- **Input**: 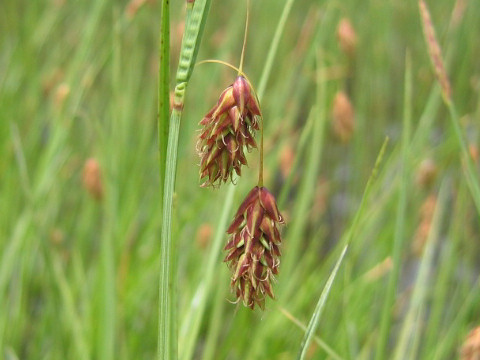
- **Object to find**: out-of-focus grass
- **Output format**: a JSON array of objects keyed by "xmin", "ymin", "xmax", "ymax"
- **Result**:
[{"xmin": 1, "ymin": 0, "xmax": 480, "ymax": 359}]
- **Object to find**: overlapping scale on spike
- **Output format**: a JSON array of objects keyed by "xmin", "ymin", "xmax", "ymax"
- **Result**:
[
  {"xmin": 197, "ymin": 76, "xmax": 261, "ymax": 187},
  {"xmin": 224, "ymin": 186, "xmax": 284, "ymax": 309}
]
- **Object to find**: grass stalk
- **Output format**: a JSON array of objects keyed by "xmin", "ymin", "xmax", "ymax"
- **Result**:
[
  {"xmin": 393, "ymin": 183, "xmax": 447, "ymax": 360},
  {"xmin": 375, "ymin": 52, "xmax": 412, "ymax": 360},
  {"xmin": 157, "ymin": 0, "xmax": 213, "ymax": 359},
  {"xmin": 158, "ymin": 0, "xmax": 170, "ymax": 207}
]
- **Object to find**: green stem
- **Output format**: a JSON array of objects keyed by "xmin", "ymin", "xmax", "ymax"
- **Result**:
[
  {"xmin": 158, "ymin": 93, "xmax": 183, "ymax": 360},
  {"xmin": 375, "ymin": 52, "xmax": 412, "ymax": 360},
  {"xmin": 158, "ymin": 0, "xmax": 170, "ymax": 208},
  {"xmin": 157, "ymin": 0, "xmax": 213, "ymax": 357},
  {"xmin": 238, "ymin": 0, "xmax": 249, "ymax": 75}
]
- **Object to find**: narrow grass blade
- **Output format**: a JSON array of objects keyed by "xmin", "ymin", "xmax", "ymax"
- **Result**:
[
  {"xmin": 393, "ymin": 183, "xmax": 447, "ymax": 360},
  {"xmin": 279, "ymin": 307, "xmax": 344, "ymax": 360},
  {"xmin": 375, "ymin": 52, "xmax": 412, "ymax": 360},
  {"xmin": 296, "ymin": 245, "xmax": 348, "ymax": 360},
  {"xmin": 179, "ymin": 184, "xmax": 235, "ymax": 360},
  {"xmin": 256, "ymin": 0, "xmax": 295, "ymax": 98},
  {"xmin": 158, "ymin": 0, "xmax": 170, "ymax": 206},
  {"xmin": 158, "ymin": 108, "xmax": 181, "ymax": 360}
]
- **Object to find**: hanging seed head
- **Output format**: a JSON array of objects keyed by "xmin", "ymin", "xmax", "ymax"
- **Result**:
[
  {"xmin": 82, "ymin": 158, "xmax": 104, "ymax": 201},
  {"xmin": 461, "ymin": 327, "xmax": 480, "ymax": 360},
  {"xmin": 332, "ymin": 91, "xmax": 355, "ymax": 143},
  {"xmin": 224, "ymin": 186, "xmax": 284, "ymax": 309},
  {"xmin": 337, "ymin": 18, "xmax": 357, "ymax": 58},
  {"xmin": 197, "ymin": 76, "xmax": 261, "ymax": 187}
]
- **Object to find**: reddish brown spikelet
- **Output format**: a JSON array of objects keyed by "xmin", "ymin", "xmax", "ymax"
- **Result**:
[
  {"xmin": 461, "ymin": 327, "xmax": 480, "ymax": 360},
  {"xmin": 332, "ymin": 91, "xmax": 355, "ymax": 143},
  {"xmin": 197, "ymin": 76, "xmax": 261, "ymax": 187},
  {"xmin": 337, "ymin": 18, "xmax": 357, "ymax": 57},
  {"xmin": 82, "ymin": 158, "xmax": 104, "ymax": 201},
  {"xmin": 419, "ymin": 0, "xmax": 452, "ymax": 101},
  {"xmin": 224, "ymin": 187, "xmax": 284, "ymax": 309}
]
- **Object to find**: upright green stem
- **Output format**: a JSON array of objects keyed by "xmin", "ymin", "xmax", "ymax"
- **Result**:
[
  {"xmin": 238, "ymin": 0, "xmax": 249, "ymax": 75},
  {"xmin": 375, "ymin": 52, "xmax": 412, "ymax": 360},
  {"xmin": 157, "ymin": 0, "xmax": 212, "ymax": 358},
  {"xmin": 158, "ymin": 0, "xmax": 170, "ymax": 207},
  {"xmin": 158, "ymin": 88, "xmax": 183, "ymax": 360}
]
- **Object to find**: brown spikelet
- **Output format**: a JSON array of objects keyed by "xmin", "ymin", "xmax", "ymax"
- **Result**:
[
  {"xmin": 419, "ymin": 0, "xmax": 452, "ymax": 101},
  {"xmin": 412, "ymin": 194, "xmax": 437, "ymax": 256},
  {"xmin": 332, "ymin": 91, "xmax": 355, "ymax": 143},
  {"xmin": 82, "ymin": 158, "xmax": 104, "ymax": 201},
  {"xmin": 461, "ymin": 327, "xmax": 480, "ymax": 360},
  {"xmin": 337, "ymin": 18, "xmax": 357, "ymax": 57},
  {"xmin": 224, "ymin": 187, "xmax": 284, "ymax": 309},
  {"xmin": 415, "ymin": 158, "xmax": 437, "ymax": 189},
  {"xmin": 197, "ymin": 76, "xmax": 261, "ymax": 187}
]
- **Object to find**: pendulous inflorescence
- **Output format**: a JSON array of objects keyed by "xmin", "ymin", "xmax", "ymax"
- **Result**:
[
  {"xmin": 197, "ymin": 76, "xmax": 261, "ymax": 188},
  {"xmin": 224, "ymin": 186, "xmax": 284, "ymax": 309}
]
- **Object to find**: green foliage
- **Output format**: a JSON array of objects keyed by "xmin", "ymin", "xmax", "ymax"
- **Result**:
[{"xmin": 1, "ymin": 0, "xmax": 480, "ymax": 359}]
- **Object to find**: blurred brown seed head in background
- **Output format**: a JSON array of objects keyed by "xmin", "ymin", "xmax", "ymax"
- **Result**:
[
  {"xmin": 82, "ymin": 158, "xmax": 104, "ymax": 201},
  {"xmin": 279, "ymin": 143, "xmax": 295, "ymax": 179},
  {"xmin": 196, "ymin": 223, "xmax": 213, "ymax": 249},
  {"xmin": 419, "ymin": 0, "xmax": 452, "ymax": 101},
  {"xmin": 337, "ymin": 18, "xmax": 357, "ymax": 57},
  {"xmin": 332, "ymin": 91, "xmax": 355, "ymax": 143},
  {"xmin": 461, "ymin": 326, "xmax": 480, "ymax": 360},
  {"xmin": 412, "ymin": 194, "xmax": 437, "ymax": 256}
]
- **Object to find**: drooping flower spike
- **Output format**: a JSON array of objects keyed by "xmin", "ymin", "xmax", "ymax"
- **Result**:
[
  {"xmin": 224, "ymin": 186, "xmax": 284, "ymax": 310},
  {"xmin": 197, "ymin": 76, "xmax": 261, "ymax": 187}
]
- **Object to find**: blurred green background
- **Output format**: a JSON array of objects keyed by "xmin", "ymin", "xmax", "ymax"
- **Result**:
[{"xmin": 1, "ymin": 0, "xmax": 480, "ymax": 359}]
